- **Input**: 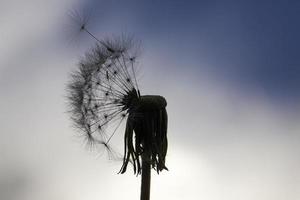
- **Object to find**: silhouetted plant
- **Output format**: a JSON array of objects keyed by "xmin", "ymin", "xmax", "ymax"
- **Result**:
[{"xmin": 66, "ymin": 15, "xmax": 168, "ymax": 200}]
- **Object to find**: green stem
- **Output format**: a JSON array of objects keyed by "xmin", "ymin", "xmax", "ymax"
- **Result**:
[{"xmin": 140, "ymin": 153, "xmax": 151, "ymax": 200}]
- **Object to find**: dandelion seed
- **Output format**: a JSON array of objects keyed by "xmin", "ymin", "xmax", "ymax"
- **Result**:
[{"xmin": 65, "ymin": 9, "xmax": 93, "ymax": 46}]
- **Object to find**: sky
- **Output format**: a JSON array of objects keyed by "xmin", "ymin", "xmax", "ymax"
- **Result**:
[{"xmin": 0, "ymin": 0, "xmax": 300, "ymax": 200}]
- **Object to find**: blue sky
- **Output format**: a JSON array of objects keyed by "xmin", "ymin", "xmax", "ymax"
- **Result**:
[
  {"xmin": 0, "ymin": 0, "xmax": 300, "ymax": 200},
  {"xmin": 78, "ymin": 0, "xmax": 300, "ymax": 106}
]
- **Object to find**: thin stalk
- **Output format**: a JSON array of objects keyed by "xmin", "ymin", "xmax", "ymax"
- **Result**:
[{"xmin": 140, "ymin": 153, "xmax": 151, "ymax": 200}]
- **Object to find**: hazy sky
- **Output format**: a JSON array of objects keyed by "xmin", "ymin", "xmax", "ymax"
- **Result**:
[{"xmin": 1, "ymin": 0, "xmax": 300, "ymax": 200}]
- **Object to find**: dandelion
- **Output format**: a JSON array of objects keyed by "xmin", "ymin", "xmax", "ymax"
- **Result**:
[{"xmin": 67, "ymin": 20, "xmax": 168, "ymax": 200}]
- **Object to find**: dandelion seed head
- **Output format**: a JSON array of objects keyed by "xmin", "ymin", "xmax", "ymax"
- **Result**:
[
  {"xmin": 67, "ymin": 36, "xmax": 140, "ymax": 147},
  {"xmin": 67, "ymin": 34, "xmax": 168, "ymax": 174}
]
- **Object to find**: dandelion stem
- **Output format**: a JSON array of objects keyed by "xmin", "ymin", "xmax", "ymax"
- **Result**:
[{"xmin": 140, "ymin": 153, "xmax": 151, "ymax": 200}]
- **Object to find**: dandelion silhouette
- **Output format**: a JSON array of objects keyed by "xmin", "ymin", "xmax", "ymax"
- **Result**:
[{"xmin": 67, "ymin": 14, "xmax": 168, "ymax": 200}]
